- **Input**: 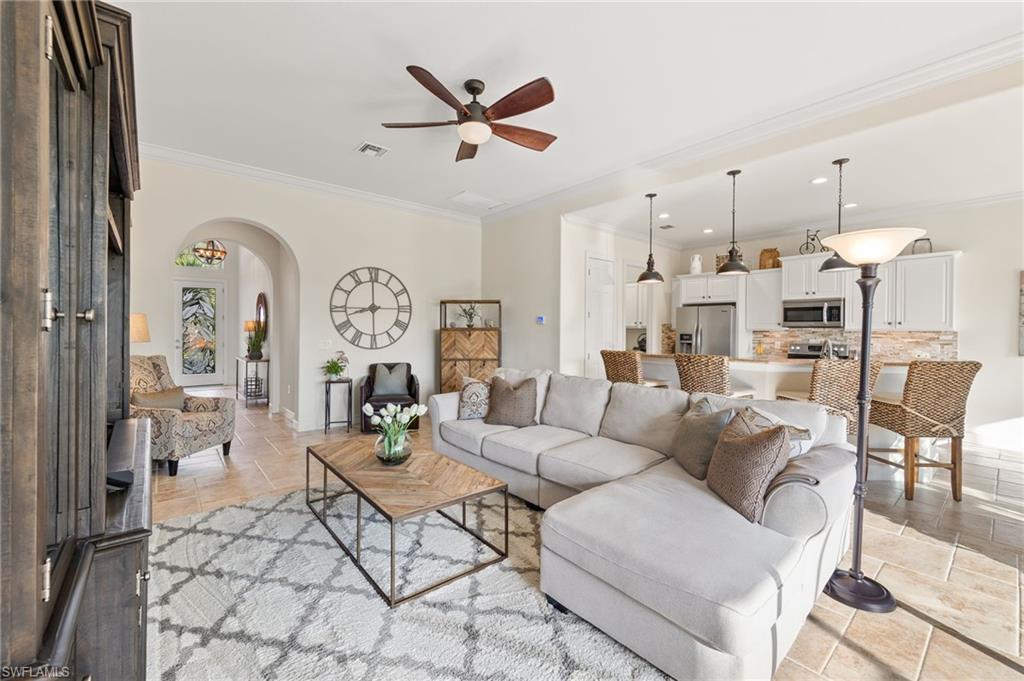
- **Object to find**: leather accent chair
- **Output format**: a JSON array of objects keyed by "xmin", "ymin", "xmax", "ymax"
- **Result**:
[{"xmin": 360, "ymin": 362, "xmax": 420, "ymax": 433}]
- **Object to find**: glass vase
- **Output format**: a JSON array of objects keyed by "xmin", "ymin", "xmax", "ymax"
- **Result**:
[{"xmin": 374, "ymin": 434, "xmax": 412, "ymax": 466}]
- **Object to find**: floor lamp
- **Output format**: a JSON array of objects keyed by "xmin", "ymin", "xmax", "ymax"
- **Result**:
[{"xmin": 820, "ymin": 226, "xmax": 925, "ymax": 613}]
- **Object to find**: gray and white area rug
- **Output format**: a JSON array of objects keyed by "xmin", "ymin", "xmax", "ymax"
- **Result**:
[{"xmin": 147, "ymin": 489, "xmax": 665, "ymax": 680}]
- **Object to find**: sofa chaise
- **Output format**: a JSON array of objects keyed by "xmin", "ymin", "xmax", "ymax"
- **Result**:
[{"xmin": 428, "ymin": 368, "xmax": 855, "ymax": 680}]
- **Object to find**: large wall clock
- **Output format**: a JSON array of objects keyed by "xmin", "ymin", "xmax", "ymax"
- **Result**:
[{"xmin": 330, "ymin": 266, "xmax": 411, "ymax": 349}]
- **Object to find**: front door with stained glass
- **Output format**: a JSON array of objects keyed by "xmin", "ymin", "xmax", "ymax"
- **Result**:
[{"xmin": 175, "ymin": 281, "xmax": 225, "ymax": 386}]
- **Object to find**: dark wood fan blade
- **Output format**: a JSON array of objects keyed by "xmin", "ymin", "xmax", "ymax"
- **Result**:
[
  {"xmin": 485, "ymin": 77, "xmax": 554, "ymax": 121},
  {"xmin": 456, "ymin": 141, "xmax": 477, "ymax": 162},
  {"xmin": 406, "ymin": 65, "xmax": 470, "ymax": 115},
  {"xmin": 491, "ymin": 123, "xmax": 556, "ymax": 151},
  {"xmin": 382, "ymin": 121, "xmax": 457, "ymax": 128}
]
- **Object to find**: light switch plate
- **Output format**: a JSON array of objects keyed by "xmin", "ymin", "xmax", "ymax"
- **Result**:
[{"xmin": 536, "ymin": 315, "xmax": 545, "ymax": 325}]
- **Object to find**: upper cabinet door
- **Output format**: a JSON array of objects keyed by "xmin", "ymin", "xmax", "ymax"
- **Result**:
[
  {"xmin": 814, "ymin": 267, "xmax": 845, "ymax": 298},
  {"xmin": 706, "ymin": 275, "xmax": 738, "ymax": 302},
  {"xmin": 746, "ymin": 269, "xmax": 782, "ymax": 330},
  {"xmin": 680, "ymin": 276, "xmax": 708, "ymax": 304},
  {"xmin": 781, "ymin": 259, "xmax": 811, "ymax": 299},
  {"xmin": 895, "ymin": 254, "xmax": 955, "ymax": 331},
  {"xmin": 845, "ymin": 262, "xmax": 895, "ymax": 330}
]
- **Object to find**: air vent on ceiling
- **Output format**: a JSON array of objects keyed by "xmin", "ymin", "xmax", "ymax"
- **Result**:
[
  {"xmin": 355, "ymin": 142, "xmax": 390, "ymax": 158},
  {"xmin": 658, "ymin": 224, "xmax": 677, "ymax": 230},
  {"xmin": 448, "ymin": 190, "xmax": 507, "ymax": 211}
]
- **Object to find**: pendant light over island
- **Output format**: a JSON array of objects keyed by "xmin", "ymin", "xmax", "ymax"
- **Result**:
[{"xmin": 717, "ymin": 169, "xmax": 749, "ymax": 276}]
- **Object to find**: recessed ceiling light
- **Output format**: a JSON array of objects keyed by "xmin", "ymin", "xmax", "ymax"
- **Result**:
[
  {"xmin": 702, "ymin": 228, "xmax": 714, "ymax": 234},
  {"xmin": 809, "ymin": 177, "xmax": 828, "ymax": 185},
  {"xmin": 658, "ymin": 212, "xmax": 670, "ymax": 219},
  {"xmin": 843, "ymin": 202, "xmax": 858, "ymax": 209}
]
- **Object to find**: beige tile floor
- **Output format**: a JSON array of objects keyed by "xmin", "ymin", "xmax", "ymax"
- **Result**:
[{"xmin": 153, "ymin": 387, "xmax": 1024, "ymax": 680}]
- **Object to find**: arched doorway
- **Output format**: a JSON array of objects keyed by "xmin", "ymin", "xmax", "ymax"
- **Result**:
[{"xmin": 171, "ymin": 218, "xmax": 301, "ymax": 417}]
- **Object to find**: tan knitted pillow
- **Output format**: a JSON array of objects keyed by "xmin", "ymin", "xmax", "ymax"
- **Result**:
[
  {"xmin": 707, "ymin": 416, "xmax": 790, "ymax": 523},
  {"xmin": 484, "ymin": 377, "xmax": 537, "ymax": 427}
]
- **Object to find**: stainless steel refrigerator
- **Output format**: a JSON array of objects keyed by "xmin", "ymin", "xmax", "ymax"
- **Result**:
[{"xmin": 675, "ymin": 304, "xmax": 736, "ymax": 356}]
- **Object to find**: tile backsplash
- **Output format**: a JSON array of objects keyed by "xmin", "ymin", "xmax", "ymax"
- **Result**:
[{"xmin": 750, "ymin": 329, "xmax": 958, "ymax": 361}]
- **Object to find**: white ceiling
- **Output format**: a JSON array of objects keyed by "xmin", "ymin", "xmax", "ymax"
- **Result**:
[
  {"xmin": 123, "ymin": 2, "xmax": 1022, "ymax": 218},
  {"xmin": 569, "ymin": 86, "xmax": 1023, "ymax": 247}
]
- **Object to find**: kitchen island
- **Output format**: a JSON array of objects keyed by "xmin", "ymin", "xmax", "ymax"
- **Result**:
[{"xmin": 639, "ymin": 353, "xmax": 910, "ymax": 398}]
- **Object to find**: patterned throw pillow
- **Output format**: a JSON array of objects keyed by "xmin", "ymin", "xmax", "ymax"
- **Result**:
[
  {"xmin": 736, "ymin": 406, "xmax": 812, "ymax": 459},
  {"xmin": 458, "ymin": 377, "xmax": 490, "ymax": 420},
  {"xmin": 484, "ymin": 377, "xmax": 537, "ymax": 428},
  {"xmin": 707, "ymin": 416, "xmax": 790, "ymax": 523}
]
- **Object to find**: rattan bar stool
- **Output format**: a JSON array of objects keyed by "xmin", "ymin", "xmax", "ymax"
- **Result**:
[
  {"xmin": 867, "ymin": 360, "xmax": 982, "ymax": 502},
  {"xmin": 600, "ymin": 350, "xmax": 668, "ymax": 388},
  {"xmin": 673, "ymin": 353, "xmax": 753, "ymax": 397},
  {"xmin": 778, "ymin": 359, "xmax": 884, "ymax": 435}
]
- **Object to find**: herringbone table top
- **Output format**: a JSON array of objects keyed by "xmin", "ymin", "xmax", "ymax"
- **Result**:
[{"xmin": 308, "ymin": 439, "xmax": 506, "ymax": 520}]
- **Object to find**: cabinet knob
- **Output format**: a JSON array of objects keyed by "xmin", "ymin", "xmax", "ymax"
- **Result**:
[
  {"xmin": 140, "ymin": 570, "xmax": 151, "ymax": 581},
  {"xmin": 76, "ymin": 308, "xmax": 95, "ymax": 322}
]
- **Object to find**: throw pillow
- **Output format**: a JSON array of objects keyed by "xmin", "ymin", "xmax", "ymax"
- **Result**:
[
  {"xmin": 737, "ymin": 406, "xmax": 813, "ymax": 459},
  {"xmin": 458, "ymin": 377, "xmax": 490, "ymax": 420},
  {"xmin": 670, "ymin": 398, "xmax": 735, "ymax": 480},
  {"xmin": 372, "ymin": 364, "xmax": 408, "ymax": 396},
  {"xmin": 707, "ymin": 417, "xmax": 790, "ymax": 523},
  {"xmin": 485, "ymin": 376, "xmax": 537, "ymax": 428},
  {"xmin": 131, "ymin": 386, "xmax": 186, "ymax": 410}
]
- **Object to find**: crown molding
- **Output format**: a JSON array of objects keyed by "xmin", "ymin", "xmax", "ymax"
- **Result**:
[
  {"xmin": 484, "ymin": 33, "xmax": 1024, "ymax": 224},
  {"xmin": 139, "ymin": 143, "xmax": 482, "ymax": 226},
  {"xmin": 649, "ymin": 191, "xmax": 1024, "ymax": 251}
]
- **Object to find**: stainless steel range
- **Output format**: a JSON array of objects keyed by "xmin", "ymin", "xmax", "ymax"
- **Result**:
[{"xmin": 787, "ymin": 341, "xmax": 850, "ymax": 360}]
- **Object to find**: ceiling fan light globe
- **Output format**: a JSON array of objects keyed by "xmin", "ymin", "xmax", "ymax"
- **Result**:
[{"xmin": 457, "ymin": 121, "xmax": 492, "ymax": 145}]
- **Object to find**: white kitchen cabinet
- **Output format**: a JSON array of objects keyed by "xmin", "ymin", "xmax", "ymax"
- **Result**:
[
  {"xmin": 895, "ymin": 253, "xmax": 955, "ymax": 331},
  {"xmin": 843, "ymin": 252, "xmax": 957, "ymax": 331},
  {"xmin": 675, "ymin": 273, "xmax": 738, "ymax": 305},
  {"xmin": 623, "ymin": 280, "xmax": 651, "ymax": 328},
  {"xmin": 745, "ymin": 269, "xmax": 783, "ymax": 330},
  {"xmin": 780, "ymin": 253, "xmax": 845, "ymax": 300}
]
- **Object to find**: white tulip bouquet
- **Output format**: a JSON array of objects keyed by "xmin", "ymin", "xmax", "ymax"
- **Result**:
[{"xmin": 362, "ymin": 402, "xmax": 428, "ymax": 464}]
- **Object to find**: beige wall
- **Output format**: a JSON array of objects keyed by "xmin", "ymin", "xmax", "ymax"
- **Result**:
[
  {"xmin": 669, "ymin": 198, "xmax": 1024, "ymax": 451},
  {"xmin": 559, "ymin": 218, "xmax": 687, "ymax": 376},
  {"xmin": 131, "ymin": 158, "xmax": 482, "ymax": 431}
]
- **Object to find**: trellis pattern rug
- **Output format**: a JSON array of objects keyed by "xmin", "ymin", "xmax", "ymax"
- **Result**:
[{"xmin": 146, "ymin": 490, "xmax": 665, "ymax": 680}]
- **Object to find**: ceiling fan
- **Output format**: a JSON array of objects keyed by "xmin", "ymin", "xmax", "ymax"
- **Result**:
[{"xmin": 382, "ymin": 65, "xmax": 556, "ymax": 162}]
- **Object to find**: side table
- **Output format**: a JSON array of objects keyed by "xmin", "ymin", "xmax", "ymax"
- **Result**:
[
  {"xmin": 324, "ymin": 378, "xmax": 353, "ymax": 434},
  {"xmin": 236, "ymin": 356, "xmax": 270, "ymax": 408}
]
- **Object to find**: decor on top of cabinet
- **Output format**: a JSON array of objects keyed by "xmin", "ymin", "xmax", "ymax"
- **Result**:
[
  {"xmin": 912, "ymin": 238, "xmax": 933, "ymax": 255},
  {"xmin": 690, "ymin": 254, "xmax": 703, "ymax": 274},
  {"xmin": 457, "ymin": 302, "xmax": 480, "ymax": 327},
  {"xmin": 330, "ymin": 266, "xmax": 412, "ymax": 349},
  {"xmin": 799, "ymin": 229, "xmax": 829, "ymax": 255},
  {"xmin": 758, "ymin": 248, "xmax": 781, "ymax": 270}
]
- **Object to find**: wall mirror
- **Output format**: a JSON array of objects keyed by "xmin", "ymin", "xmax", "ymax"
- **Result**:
[{"xmin": 256, "ymin": 292, "xmax": 268, "ymax": 338}]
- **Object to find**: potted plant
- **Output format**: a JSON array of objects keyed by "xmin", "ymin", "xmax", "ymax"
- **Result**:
[
  {"xmin": 245, "ymin": 321, "xmax": 266, "ymax": 360},
  {"xmin": 323, "ymin": 351, "xmax": 348, "ymax": 379},
  {"xmin": 458, "ymin": 303, "xmax": 480, "ymax": 328},
  {"xmin": 362, "ymin": 402, "xmax": 427, "ymax": 465}
]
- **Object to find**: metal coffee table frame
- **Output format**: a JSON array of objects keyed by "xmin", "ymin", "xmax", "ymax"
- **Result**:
[{"xmin": 305, "ymin": 447, "xmax": 509, "ymax": 608}]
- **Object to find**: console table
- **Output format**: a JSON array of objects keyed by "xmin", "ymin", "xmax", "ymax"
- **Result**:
[
  {"xmin": 236, "ymin": 356, "xmax": 270, "ymax": 408},
  {"xmin": 324, "ymin": 378, "xmax": 353, "ymax": 434}
]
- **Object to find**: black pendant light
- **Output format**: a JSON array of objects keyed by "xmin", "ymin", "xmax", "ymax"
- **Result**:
[
  {"xmin": 717, "ymin": 169, "xmax": 749, "ymax": 276},
  {"xmin": 637, "ymin": 192, "xmax": 664, "ymax": 284},
  {"xmin": 820, "ymin": 158, "xmax": 857, "ymax": 272}
]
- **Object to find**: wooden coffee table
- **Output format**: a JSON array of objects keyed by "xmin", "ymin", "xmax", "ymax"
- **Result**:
[{"xmin": 305, "ymin": 439, "xmax": 508, "ymax": 608}]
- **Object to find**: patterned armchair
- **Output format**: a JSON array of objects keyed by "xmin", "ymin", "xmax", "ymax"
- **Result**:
[{"xmin": 129, "ymin": 355, "xmax": 235, "ymax": 476}]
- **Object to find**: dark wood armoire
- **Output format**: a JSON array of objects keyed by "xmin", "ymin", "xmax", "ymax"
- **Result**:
[{"xmin": 0, "ymin": 2, "xmax": 149, "ymax": 678}]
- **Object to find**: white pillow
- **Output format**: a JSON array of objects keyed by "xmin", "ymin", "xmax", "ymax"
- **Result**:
[{"xmin": 458, "ymin": 377, "xmax": 489, "ymax": 420}]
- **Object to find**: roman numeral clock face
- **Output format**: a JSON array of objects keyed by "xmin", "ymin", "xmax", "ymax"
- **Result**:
[{"xmin": 330, "ymin": 267, "xmax": 411, "ymax": 349}]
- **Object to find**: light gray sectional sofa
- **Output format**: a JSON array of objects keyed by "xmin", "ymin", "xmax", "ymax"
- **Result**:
[{"xmin": 428, "ymin": 368, "xmax": 856, "ymax": 680}]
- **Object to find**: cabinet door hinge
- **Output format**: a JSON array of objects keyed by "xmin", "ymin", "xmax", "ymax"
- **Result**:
[
  {"xmin": 44, "ymin": 15, "xmax": 53, "ymax": 61},
  {"xmin": 41, "ymin": 556, "xmax": 51, "ymax": 602}
]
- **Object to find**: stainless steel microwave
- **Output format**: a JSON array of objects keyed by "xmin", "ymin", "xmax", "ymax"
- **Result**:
[{"xmin": 782, "ymin": 298, "xmax": 844, "ymax": 328}]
